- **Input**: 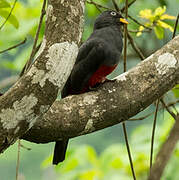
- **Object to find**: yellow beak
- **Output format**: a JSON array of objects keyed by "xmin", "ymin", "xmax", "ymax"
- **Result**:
[{"xmin": 119, "ymin": 18, "xmax": 128, "ymax": 24}]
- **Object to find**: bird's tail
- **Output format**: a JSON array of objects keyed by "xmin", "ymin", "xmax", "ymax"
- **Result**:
[{"xmin": 52, "ymin": 139, "xmax": 69, "ymax": 165}]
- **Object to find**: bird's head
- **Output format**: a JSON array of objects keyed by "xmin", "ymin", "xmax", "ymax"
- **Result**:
[{"xmin": 94, "ymin": 10, "xmax": 128, "ymax": 29}]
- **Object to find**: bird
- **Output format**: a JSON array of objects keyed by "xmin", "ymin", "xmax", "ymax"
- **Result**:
[{"xmin": 52, "ymin": 10, "xmax": 128, "ymax": 165}]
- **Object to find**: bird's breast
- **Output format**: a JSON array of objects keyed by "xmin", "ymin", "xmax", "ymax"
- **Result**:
[{"xmin": 88, "ymin": 64, "xmax": 117, "ymax": 87}]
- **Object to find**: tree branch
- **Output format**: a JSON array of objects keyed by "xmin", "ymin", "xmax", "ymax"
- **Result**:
[
  {"xmin": 23, "ymin": 35, "xmax": 179, "ymax": 143},
  {"xmin": 0, "ymin": 0, "xmax": 85, "ymax": 153},
  {"xmin": 0, "ymin": 38, "xmax": 26, "ymax": 54},
  {"xmin": 0, "ymin": 0, "xmax": 17, "ymax": 30},
  {"xmin": 148, "ymin": 114, "xmax": 179, "ymax": 180}
]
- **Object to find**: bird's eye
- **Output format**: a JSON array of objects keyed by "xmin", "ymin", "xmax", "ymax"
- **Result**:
[{"xmin": 110, "ymin": 11, "xmax": 117, "ymax": 16}]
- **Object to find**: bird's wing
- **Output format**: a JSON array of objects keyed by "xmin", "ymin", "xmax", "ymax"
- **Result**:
[
  {"xmin": 61, "ymin": 40, "xmax": 96, "ymax": 97},
  {"xmin": 75, "ymin": 40, "xmax": 94, "ymax": 64},
  {"xmin": 61, "ymin": 77, "xmax": 71, "ymax": 98},
  {"xmin": 70, "ymin": 40, "xmax": 107, "ymax": 93}
]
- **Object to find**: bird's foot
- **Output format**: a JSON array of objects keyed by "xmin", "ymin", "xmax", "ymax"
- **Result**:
[
  {"xmin": 89, "ymin": 83, "xmax": 102, "ymax": 91},
  {"xmin": 89, "ymin": 79, "xmax": 116, "ymax": 91},
  {"xmin": 104, "ymin": 79, "xmax": 117, "ymax": 83}
]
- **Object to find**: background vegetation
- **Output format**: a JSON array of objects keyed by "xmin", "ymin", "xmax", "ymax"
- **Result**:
[{"xmin": 0, "ymin": 0, "xmax": 178, "ymax": 179}]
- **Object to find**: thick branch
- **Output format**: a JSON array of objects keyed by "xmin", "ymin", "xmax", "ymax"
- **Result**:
[
  {"xmin": 23, "ymin": 35, "xmax": 179, "ymax": 143},
  {"xmin": 148, "ymin": 114, "xmax": 179, "ymax": 180},
  {"xmin": 0, "ymin": 0, "xmax": 85, "ymax": 153}
]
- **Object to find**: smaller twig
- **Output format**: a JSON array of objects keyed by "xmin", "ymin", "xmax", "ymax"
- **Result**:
[
  {"xmin": 128, "ymin": 112, "xmax": 153, "ymax": 121},
  {"xmin": 128, "ymin": 100, "xmax": 179, "ymax": 121},
  {"xmin": 23, "ymin": 0, "xmax": 46, "ymax": 74},
  {"xmin": 122, "ymin": 1, "xmax": 136, "ymax": 180},
  {"xmin": 0, "ymin": 44, "xmax": 41, "ymax": 90},
  {"xmin": 127, "ymin": 32, "xmax": 145, "ymax": 60},
  {"xmin": 128, "ymin": 29, "xmax": 150, "ymax": 33},
  {"xmin": 0, "ymin": 38, "xmax": 26, "ymax": 54},
  {"xmin": 128, "ymin": 15, "xmax": 152, "ymax": 30},
  {"xmin": 148, "ymin": 114, "xmax": 179, "ymax": 180},
  {"xmin": 168, "ymin": 87, "xmax": 178, "ymax": 114},
  {"xmin": 172, "ymin": 13, "xmax": 179, "ymax": 39},
  {"xmin": 16, "ymin": 140, "xmax": 21, "ymax": 180},
  {"xmin": 167, "ymin": 100, "xmax": 179, "ymax": 107},
  {"xmin": 86, "ymin": 0, "xmax": 111, "ymax": 11},
  {"xmin": 172, "ymin": 105, "xmax": 178, "ymax": 114},
  {"xmin": 123, "ymin": 0, "xmax": 128, "ymax": 71},
  {"xmin": 19, "ymin": 42, "xmax": 42, "ymax": 77},
  {"xmin": 123, "ymin": 30, "xmax": 128, "ymax": 70},
  {"xmin": 121, "ymin": 0, "xmax": 136, "ymax": 12},
  {"xmin": 160, "ymin": 99, "xmax": 176, "ymax": 119},
  {"xmin": 15, "ymin": 2, "xmax": 47, "ymax": 179},
  {"xmin": 150, "ymin": 99, "xmax": 160, "ymax": 171},
  {"xmin": 0, "ymin": 0, "xmax": 17, "ymax": 30},
  {"xmin": 20, "ymin": 144, "xmax": 31, "ymax": 151},
  {"xmin": 111, "ymin": 0, "xmax": 120, "ymax": 12},
  {"xmin": 122, "ymin": 123, "xmax": 136, "ymax": 180},
  {"xmin": 86, "ymin": 0, "xmax": 102, "ymax": 12},
  {"xmin": 94, "ymin": 5, "xmax": 102, "ymax": 13}
]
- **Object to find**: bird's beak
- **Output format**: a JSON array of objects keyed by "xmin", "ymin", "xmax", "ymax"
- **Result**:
[{"xmin": 119, "ymin": 18, "xmax": 128, "ymax": 24}]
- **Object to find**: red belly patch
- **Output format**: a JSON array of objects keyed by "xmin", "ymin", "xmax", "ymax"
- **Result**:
[{"xmin": 88, "ymin": 64, "xmax": 117, "ymax": 87}]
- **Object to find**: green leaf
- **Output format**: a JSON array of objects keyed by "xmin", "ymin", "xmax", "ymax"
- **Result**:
[
  {"xmin": 0, "ymin": 0, "xmax": 10, "ymax": 8},
  {"xmin": 0, "ymin": 60, "xmax": 16, "ymax": 70},
  {"xmin": 0, "ymin": 10, "xmax": 19, "ymax": 28},
  {"xmin": 139, "ymin": 9, "xmax": 153, "ymax": 19},
  {"xmin": 157, "ymin": 20, "xmax": 174, "ymax": 32},
  {"xmin": 79, "ymin": 169, "xmax": 101, "ymax": 180},
  {"xmin": 172, "ymin": 84, "xmax": 179, "ymax": 98},
  {"xmin": 86, "ymin": 3, "xmax": 99, "ymax": 17},
  {"xmin": 154, "ymin": 6, "xmax": 166, "ymax": 16},
  {"xmin": 137, "ymin": 26, "xmax": 145, "ymax": 37},
  {"xmin": 154, "ymin": 25, "xmax": 164, "ymax": 39},
  {"xmin": 160, "ymin": 14, "xmax": 176, "ymax": 20},
  {"xmin": 111, "ymin": 157, "xmax": 123, "ymax": 169},
  {"xmin": 41, "ymin": 155, "xmax": 52, "ymax": 168},
  {"xmin": 58, "ymin": 158, "xmax": 79, "ymax": 173},
  {"xmin": 87, "ymin": 145, "xmax": 98, "ymax": 166}
]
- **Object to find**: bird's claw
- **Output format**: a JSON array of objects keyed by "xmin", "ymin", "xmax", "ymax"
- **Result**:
[
  {"xmin": 89, "ymin": 83, "xmax": 102, "ymax": 91},
  {"xmin": 105, "ymin": 79, "xmax": 117, "ymax": 83},
  {"xmin": 89, "ymin": 79, "xmax": 116, "ymax": 91}
]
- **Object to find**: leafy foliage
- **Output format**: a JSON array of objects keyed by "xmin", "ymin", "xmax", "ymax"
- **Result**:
[
  {"xmin": 172, "ymin": 85, "xmax": 179, "ymax": 98},
  {"xmin": 0, "ymin": 0, "xmax": 19, "ymax": 28},
  {"xmin": 0, "ymin": 0, "xmax": 178, "ymax": 179},
  {"xmin": 0, "ymin": 0, "xmax": 10, "ymax": 8},
  {"xmin": 137, "ymin": 6, "xmax": 176, "ymax": 39},
  {"xmin": 42, "ymin": 112, "xmax": 179, "ymax": 180},
  {"xmin": 0, "ymin": 0, "xmax": 44, "ymax": 72}
]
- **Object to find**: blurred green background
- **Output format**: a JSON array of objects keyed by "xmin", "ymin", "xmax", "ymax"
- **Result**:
[{"xmin": 0, "ymin": 0, "xmax": 178, "ymax": 179}]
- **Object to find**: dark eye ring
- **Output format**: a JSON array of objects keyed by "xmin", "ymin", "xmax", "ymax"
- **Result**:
[{"xmin": 110, "ymin": 11, "xmax": 117, "ymax": 16}]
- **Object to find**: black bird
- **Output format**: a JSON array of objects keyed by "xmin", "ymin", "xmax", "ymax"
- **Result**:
[{"xmin": 53, "ymin": 10, "xmax": 128, "ymax": 165}]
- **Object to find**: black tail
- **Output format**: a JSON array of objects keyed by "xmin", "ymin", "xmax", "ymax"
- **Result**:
[
  {"xmin": 0, "ymin": 93, "xmax": 3, "ymax": 96},
  {"xmin": 52, "ymin": 75, "xmax": 71, "ymax": 165},
  {"xmin": 52, "ymin": 140, "xmax": 69, "ymax": 165}
]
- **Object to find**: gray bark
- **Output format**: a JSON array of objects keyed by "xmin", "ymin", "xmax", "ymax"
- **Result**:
[
  {"xmin": 23, "ymin": 35, "xmax": 179, "ymax": 143},
  {"xmin": 0, "ymin": 0, "xmax": 85, "ymax": 153}
]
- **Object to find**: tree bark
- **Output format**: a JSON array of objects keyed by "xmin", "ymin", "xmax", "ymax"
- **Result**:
[
  {"xmin": 23, "ymin": 35, "xmax": 179, "ymax": 143},
  {"xmin": 0, "ymin": 0, "xmax": 85, "ymax": 153},
  {"xmin": 148, "ymin": 114, "xmax": 179, "ymax": 180}
]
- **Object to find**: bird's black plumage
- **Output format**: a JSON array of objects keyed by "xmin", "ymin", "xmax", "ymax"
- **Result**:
[{"xmin": 53, "ymin": 10, "xmax": 127, "ymax": 165}]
